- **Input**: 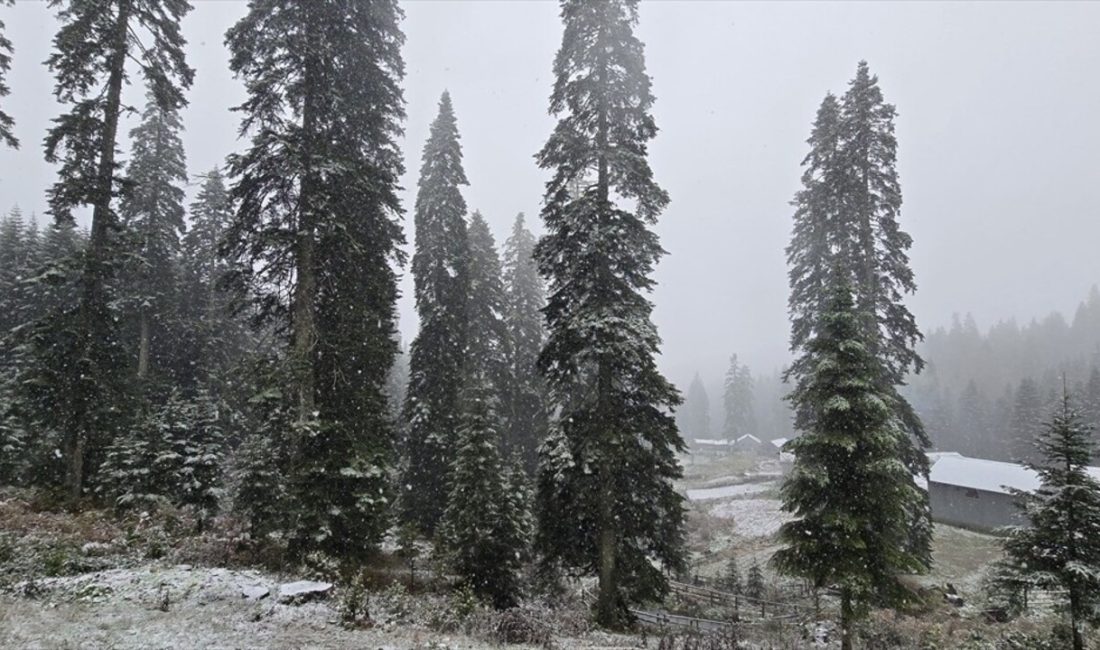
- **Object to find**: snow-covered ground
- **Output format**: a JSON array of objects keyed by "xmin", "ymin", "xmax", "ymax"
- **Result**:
[
  {"xmin": 708, "ymin": 498, "xmax": 792, "ymax": 538},
  {"xmin": 686, "ymin": 480, "xmax": 776, "ymax": 501},
  {"xmin": 0, "ymin": 563, "xmax": 639, "ymax": 649}
]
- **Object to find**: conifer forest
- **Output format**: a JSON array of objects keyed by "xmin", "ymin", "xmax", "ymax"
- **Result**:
[{"xmin": 0, "ymin": 2, "xmax": 1098, "ymax": 649}]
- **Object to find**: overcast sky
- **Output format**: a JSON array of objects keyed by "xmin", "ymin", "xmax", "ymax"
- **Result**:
[{"xmin": 0, "ymin": 1, "xmax": 1097, "ymax": 392}]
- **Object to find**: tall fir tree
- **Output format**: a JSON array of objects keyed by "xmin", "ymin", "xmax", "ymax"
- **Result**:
[
  {"xmin": 786, "ymin": 62, "xmax": 931, "ymax": 565},
  {"xmin": 223, "ymin": 0, "xmax": 407, "ymax": 560},
  {"xmin": 0, "ymin": 207, "xmax": 27, "ymax": 344},
  {"xmin": 179, "ymin": 167, "xmax": 244, "ymax": 391},
  {"xmin": 119, "ymin": 92, "xmax": 187, "ymax": 382},
  {"xmin": 678, "ymin": 373, "xmax": 710, "ymax": 441},
  {"xmin": 401, "ymin": 92, "xmax": 470, "ymax": 535},
  {"xmin": 23, "ymin": 0, "xmax": 193, "ymax": 500},
  {"xmin": 0, "ymin": 0, "xmax": 18, "ymax": 149},
  {"xmin": 437, "ymin": 210, "xmax": 528, "ymax": 607},
  {"xmin": 533, "ymin": 0, "xmax": 685, "ymax": 627},
  {"xmin": 723, "ymin": 354, "xmax": 757, "ymax": 439},
  {"xmin": 774, "ymin": 278, "xmax": 926, "ymax": 650},
  {"xmin": 438, "ymin": 375, "xmax": 527, "ymax": 609},
  {"xmin": 464, "ymin": 211, "xmax": 511, "ymax": 413},
  {"xmin": 501, "ymin": 213, "xmax": 548, "ymax": 474},
  {"xmin": 1002, "ymin": 390, "xmax": 1100, "ymax": 650}
]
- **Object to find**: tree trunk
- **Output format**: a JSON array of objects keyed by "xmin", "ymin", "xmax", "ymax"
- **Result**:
[
  {"xmin": 137, "ymin": 308, "xmax": 150, "ymax": 379},
  {"xmin": 1070, "ymin": 589, "xmax": 1083, "ymax": 650},
  {"xmin": 595, "ymin": 480, "xmax": 618, "ymax": 628},
  {"xmin": 66, "ymin": 0, "xmax": 131, "ymax": 503},
  {"xmin": 840, "ymin": 587, "xmax": 854, "ymax": 650},
  {"xmin": 293, "ymin": 12, "xmax": 320, "ymax": 424}
]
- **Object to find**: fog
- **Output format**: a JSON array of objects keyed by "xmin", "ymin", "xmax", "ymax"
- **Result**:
[{"xmin": 0, "ymin": 0, "xmax": 1097, "ymax": 392}]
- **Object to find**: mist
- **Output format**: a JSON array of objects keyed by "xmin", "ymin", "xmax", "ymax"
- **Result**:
[{"xmin": 0, "ymin": 2, "xmax": 1096, "ymax": 396}]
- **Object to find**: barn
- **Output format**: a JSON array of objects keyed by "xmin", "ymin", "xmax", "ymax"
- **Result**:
[{"xmin": 928, "ymin": 454, "xmax": 1100, "ymax": 532}]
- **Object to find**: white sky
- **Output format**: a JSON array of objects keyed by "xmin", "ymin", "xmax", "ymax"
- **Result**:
[{"xmin": 0, "ymin": 1, "xmax": 1097, "ymax": 392}]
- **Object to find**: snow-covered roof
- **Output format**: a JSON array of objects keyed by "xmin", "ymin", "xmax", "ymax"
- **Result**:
[
  {"xmin": 929, "ymin": 454, "xmax": 1100, "ymax": 496},
  {"xmin": 770, "ymin": 437, "xmax": 789, "ymax": 448},
  {"xmin": 734, "ymin": 434, "xmax": 762, "ymax": 445},
  {"xmin": 693, "ymin": 438, "xmax": 732, "ymax": 446}
]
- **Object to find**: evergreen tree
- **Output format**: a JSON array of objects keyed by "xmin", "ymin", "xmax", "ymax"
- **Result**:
[
  {"xmin": 99, "ymin": 389, "xmax": 217, "ymax": 511},
  {"xmin": 722, "ymin": 556, "xmax": 742, "ymax": 594},
  {"xmin": 745, "ymin": 560, "xmax": 764, "ymax": 600},
  {"xmin": 175, "ymin": 389, "xmax": 226, "ymax": 530},
  {"xmin": 0, "ymin": 207, "xmax": 27, "ymax": 344},
  {"xmin": 533, "ymin": 0, "xmax": 685, "ymax": 628},
  {"xmin": 678, "ymin": 373, "xmax": 710, "ymax": 440},
  {"xmin": 401, "ymin": 92, "xmax": 470, "ymax": 535},
  {"xmin": 1002, "ymin": 391, "xmax": 1100, "ymax": 650},
  {"xmin": 774, "ymin": 278, "xmax": 926, "ymax": 650},
  {"xmin": 231, "ymin": 376, "xmax": 290, "ymax": 541},
  {"xmin": 786, "ymin": 94, "xmax": 842, "ymax": 369},
  {"xmin": 119, "ymin": 92, "xmax": 187, "ymax": 382},
  {"xmin": 786, "ymin": 63, "xmax": 931, "ymax": 566},
  {"xmin": 0, "ymin": 0, "xmax": 18, "ymax": 149},
  {"xmin": 224, "ymin": 0, "xmax": 407, "ymax": 560},
  {"xmin": 179, "ymin": 167, "xmax": 245, "ymax": 392},
  {"xmin": 501, "ymin": 213, "xmax": 548, "ymax": 474},
  {"xmin": 723, "ymin": 354, "xmax": 757, "ymax": 439},
  {"xmin": 464, "ymin": 211, "xmax": 510, "ymax": 416},
  {"xmin": 27, "ymin": 0, "xmax": 193, "ymax": 500},
  {"xmin": 1011, "ymin": 377, "xmax": 1043, "ymax": 464},
  {"xmin": 438, "ymin": 376, "xmax": 527, "ymax": 609}
]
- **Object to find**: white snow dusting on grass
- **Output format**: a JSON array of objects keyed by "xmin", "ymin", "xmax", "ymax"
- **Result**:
[{"xmin": 708, "ymin": 498, "xmax": 792, "ymax": 539}]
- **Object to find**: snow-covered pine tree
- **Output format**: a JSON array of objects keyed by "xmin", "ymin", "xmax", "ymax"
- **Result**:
[
  {"xmin": 1002, "ymin": 390, "xmax": 1100, "ymax": 650},
  {"xmin": 786, "ymin": 94, "xmax": 842, "ymax": 377},
  {"xmin": 837, "ymin": 61, "xmax": 932, "ymax": 561},
  {"xmin": 179, "ymin": 167, "xmax": 246, "ymax": 392},
  {"xmin": 99, "ymin": 390, "xmax": 198, "ymax": 510},
  {"xmin": 223, "ymin": 0, "xmax": 406, "ymax": 561},
  {"xmin": 533, "ymin": 0, "xmax": 685, "ymax": 628},
  {"xmin": 0, "ymin": 207, "xmax": 27, "ymax": 346},
  {"xmin": 723, "ymin": 354, "xmax": 757, "ymax": 439},
  {"xmin": 745, "ymin": 560, "xmax": 764, "ymax": 600},
  {"xmin": 786, "ymin": 63, "xmax": 932, "ymax": 566},
  {"xmin": 438, "ymin": 375, "xmax": 527, "ymax": 609},
  {"xmin": 175, "ymin": 389, "xmax": 226, "ymax": 531},
  {"xmin": 501, "ymin": 213, "xmax": 548, "ymax": 474},
  {"xmin": 22, "ymin": 0, "xmax": 194, "ymax": 501},
  {"xmin": 401, "ymin": 92, "xmax": 470, "ymax": 535},
  {"xmin": 231, "ymin": 377, "xmax": 291, "ymax": 542},
  {"xmin": 0, "ymin": 0, "xmax": 17, "ymax": 149},
  {"xmin": 464, "ymin": 211, "xmax": 511, "ymax": 421},
  {"xmin": 119, "ymin": 92, "xmax": 187, "ymax": 383},
  {"xmin": 678, "ymin": 373, "xmax": 711, "ymax": 441},
  {"xmin": 773, "ymin": 277, "xmax": 926, "ymax": 650},
  {"xmin": 722, "ymin": 556, "xmax": 742, "ymax": 594}
]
